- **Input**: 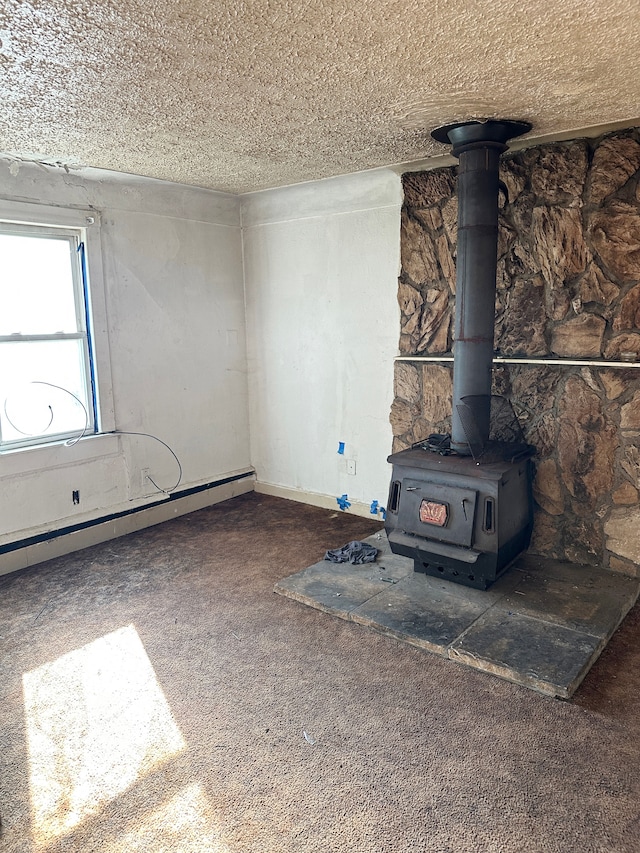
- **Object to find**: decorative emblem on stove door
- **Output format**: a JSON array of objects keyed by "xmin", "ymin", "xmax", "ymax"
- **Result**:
[{"xmin": 419, "ymin": 499, "xmax": 449, "ymax": 527}]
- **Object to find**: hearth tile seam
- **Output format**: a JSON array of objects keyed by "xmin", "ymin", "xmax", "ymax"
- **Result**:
[
  {"xmin": 343, "ymin": 572, "xmax": 497, "ymax": 656},
  {"xmin": 434, "ymin": 584, "xmax": 515, "ymax": 652},
  {"xmin": 341, "ymin": 578, "xmax": 411, "ymax": 620},
  {"xmin": 273, "ymin": 559, "xmax": 528, "ymax": 639},
  {"xmin": 273, "ymin": 573, "xmax": 399, "ymax": 623},
  {"xmin": 357, "ymin": 576, "xmax": 639, "ymax": 678},
  {"xmin": 445, "ymin": 646, "xmax": 590, "ymax": 700},
  {"xmin": 444, "ymin": 602, "xmax": 631, "ymax": 698},
  {"xmin": 491, "ymin": 578, "xmax": 640, "ymax": 641},
  {"xmin": 274, "ymin": 566, "xmax": 640, "ymax": 640},
  {"xmin": 347, "ymin": 610, "xmax": 452, "ymax": 658},
  {"xmin": 272, "ymin": 582, "xmax": 356, "ymax": 621},
  {"xmin": 446, "ymin": 622, "xmax": 608, "ymax": 700},
  {"xmin": 274, "ymin": 568, "xmax": 423, "ymax": 627},
  {"xmin": 448, "ymin": 609, "xmax": 605, "ymax": 656},
  {"xmin": 342, "ymin": 568, "xmax": 469, "ymax": 618}
]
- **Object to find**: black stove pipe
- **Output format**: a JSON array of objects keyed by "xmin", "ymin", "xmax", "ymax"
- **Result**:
[{"xmin": 431, "ymin": 120, "xmax": 531, "ymax": 455}]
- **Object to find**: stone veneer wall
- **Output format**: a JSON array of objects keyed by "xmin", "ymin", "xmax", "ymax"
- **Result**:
[{"xmin": 392, "ymin": 129, "xmax": 640, "ymax": 573}]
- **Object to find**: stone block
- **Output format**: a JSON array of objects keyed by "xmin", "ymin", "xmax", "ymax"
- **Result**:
[
  {"xmin": 441, "ymin": 196, "xmax": 458, "ymax": 244},
  {"xmin": 495, "ymin": 277, "xmax": 548, "ymax": 356},
  {"xmin": 414, "ymin": 206, "xmax": 443, "ymax": 231},
  {"xmin": 614, "ymin": 283, "xmax": 640, "ymax": 331},
  {"xmin": 394, "ymin": 362, "xmax": 420, "ymax": 404},
  {"xmin": 529, "ymin": 512, "xmax": 561, "ymax": 556},
  {"xmin": 605, "ymin": 506, "xmax": 640, "ymax": 563},
  {"xmin": 509, "ymin": 365, "xmax": 561, "ymax": 418},
  {"xmin": 533, "ymin": 206, "xmax": 590, "ymax": 287},
  {"xmin": 579, "ymin": 263, "xmax": 620, "ymax": 306},
  {"xmin": 533, "ymin": 459, "xmax": 564, "ymax": 515},
  {"xmin": 435, "ymin": 234, "xmax": 456, "ymax": 292},
  {"xmin": 397, "ymin": 281, "xmax": 423, "ymax": 318},
  {"xmin": 589, "ymin": 201, "xmax": 640, "ymax": 282},
  {"xmin": 621, "ymin": 444, "xmax": 640, "ymax": 485},
  {"xmin": 621, "ymin": 392, "xmax": 640, "ymax": 429},
  {"xmin": 609, "ymin": 555, "xmax": 639, "ymax": 577},
  {"xmin": 588, "ymin": 136, "xmax": 640, "ymax": 205},
  {"xmin": 499, "ymin": 156, "xmax": 528, "ymax": 202},
  {"xmin": 401, "ymin": 211, "xmax": 441, "ymax": 285},
  {"xmin": 612, "ymin": 482, "xmax": 639, "ymax": 505},
  {"xmin": 415, "ymin": 290, "xmax": 451, "ymax": 353},
  {"xmin": 551, "ymin": 313, "xmax": 605, "ymax": 358},
  {"xmin": 525, "ymin": 413, "xmax": 557, "ymax": 458},
  {"xmin": 530, "ymin": 142, "xmax": 588, "ymax": 203},
  {"xmin": 604, "ymin": 333, "xmax": 640, "ymax": 360},
  {"xmin": 599, "ymin": 369, "xmax": 628, "ymax": 399},
  {"xmin": 402, "ymin": 170, "xmax": 454, "ymax": 208},
  {"xmin": 557, "ymin": 377, "xmax": 616, "ymax": 509},
  {"xmin": 421, "ymin": 364, "xmax": 452, "ymax": 423},
  {"xmin": 389, "ymin": 399, "xmax": 419, "ymax": 436}
]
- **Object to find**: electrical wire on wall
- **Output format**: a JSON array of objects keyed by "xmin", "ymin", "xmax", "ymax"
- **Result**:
[
  {"xmin": 111, "ymin": 431, "xmax": 182, "ymax": 494},
  {"xmin": 2, "ymin": 381, "xmax": 182, "ymax": 495},
  {"xmin": 3, "ymin": 381, "xmax": 89, "ymax": 446}
]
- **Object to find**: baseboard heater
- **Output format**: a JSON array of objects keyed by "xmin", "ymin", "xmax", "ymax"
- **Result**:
[{"xmin": 0, "ymin": 469, "xmax": 255, "ymax": 555}]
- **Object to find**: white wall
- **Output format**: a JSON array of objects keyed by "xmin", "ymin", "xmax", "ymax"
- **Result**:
[
  {"xmin": 1, "ymin": 160, "xmax": 403, "ymax": 571},
  {"xmin": 0, "ymin": 160, "xmax": 252, "ymax": 560},
  {"xmin": 242, "ymin": 169, "xmax": 402, "ymax": 518}
]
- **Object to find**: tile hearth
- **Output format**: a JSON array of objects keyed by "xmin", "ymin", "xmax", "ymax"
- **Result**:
[{"xmin": 274, "ymin": 532, "xmax": 640, "ymax": 698}]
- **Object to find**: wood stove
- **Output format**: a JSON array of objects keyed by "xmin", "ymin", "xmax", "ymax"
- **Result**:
[
  {"xmin": 385, "ymin": 119, "xmax": 535, "ymax": 590},
  {"xmin": 386, "ymin": 443, "xmax": 534, "ymax": 590}
]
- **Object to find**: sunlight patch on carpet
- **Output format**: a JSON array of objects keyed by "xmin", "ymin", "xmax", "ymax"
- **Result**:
[
  {"xmin": 22, "ymin": 624, "xmax": 185, "ymax": 846},
  {"xmin": 101, "ymin": 783, "xmax": 230, "ymax": 852}
]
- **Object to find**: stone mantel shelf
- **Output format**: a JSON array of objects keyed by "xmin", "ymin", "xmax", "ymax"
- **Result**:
[{"xmin": 395, "ymin": 355, "xmax": 640, "ymax": 369}]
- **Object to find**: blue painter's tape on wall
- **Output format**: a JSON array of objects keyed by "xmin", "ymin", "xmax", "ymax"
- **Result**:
[
  {"xmin": 370, "ymin": 500, "xmax": 379, "ymax": 515},
  {"xmin": 336, "ymin": 494, "xmax": 351, "ymax": 511},
  {"xmin": 337, "ymin": 441, "xmax": 345, "ymax": 455}
]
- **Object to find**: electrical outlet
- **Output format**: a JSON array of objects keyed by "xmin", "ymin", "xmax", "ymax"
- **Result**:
[
  {"xmin": 141, "ymin": 468, "xmax": 151, "ymax": 490},
  {"xmin": 346, "ymin": 459, "xmax": 356, "ymax": 475}
]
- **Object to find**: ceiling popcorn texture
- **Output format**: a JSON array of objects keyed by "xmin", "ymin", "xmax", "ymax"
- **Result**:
[{"xmin": 0, "ymin": 0, "xmax": 639, "ymax": 193}]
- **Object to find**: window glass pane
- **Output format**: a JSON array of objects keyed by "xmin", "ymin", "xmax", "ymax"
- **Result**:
[
  {"xmin": 0, "ymin": 340, "xmax": 91, "ymax": 443},
  {"xmin": 0, "ymin": 233, "xmax": 80, "ymax": 335}
]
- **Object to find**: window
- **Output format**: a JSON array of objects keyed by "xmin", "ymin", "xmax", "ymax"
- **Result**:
[{"xmin": 0, "ymin": 202, "xmax": 112, "ymax": 450}]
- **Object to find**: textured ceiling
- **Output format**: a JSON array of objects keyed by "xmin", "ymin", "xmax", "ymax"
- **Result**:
[{"xmin": 1, "ymin": 0, "xmax": 639, "ymax": 194}]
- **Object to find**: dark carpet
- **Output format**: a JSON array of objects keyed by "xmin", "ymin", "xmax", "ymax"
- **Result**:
[{"xmin": 0, "ymin": 492, "xmax": 638, "ymax": 852}]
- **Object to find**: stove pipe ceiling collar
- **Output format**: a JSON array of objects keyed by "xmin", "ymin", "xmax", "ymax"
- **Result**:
[{"xmin": 431, "ymin": 119, "xmax": 532, "ymax": 456}]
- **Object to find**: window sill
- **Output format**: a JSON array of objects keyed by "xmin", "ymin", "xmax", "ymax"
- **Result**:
[{"xmin": 0, "ymin": 433, "xmax": 120, "ymax": 478}]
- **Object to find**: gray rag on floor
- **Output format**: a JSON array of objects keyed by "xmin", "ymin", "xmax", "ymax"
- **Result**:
[{"xmin": 324, "ymin": 540, "xmax": 378, "ymax": 564}]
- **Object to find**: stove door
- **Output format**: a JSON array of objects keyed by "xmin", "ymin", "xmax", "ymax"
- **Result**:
[{"xmin": 397, "ymin": 478, "xmax": 478, "ymax": 547}]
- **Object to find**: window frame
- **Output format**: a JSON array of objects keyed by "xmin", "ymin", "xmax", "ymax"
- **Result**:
[{"xmin": 0, "ymin": 199, "xmax": 115, "ymax": 452}]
